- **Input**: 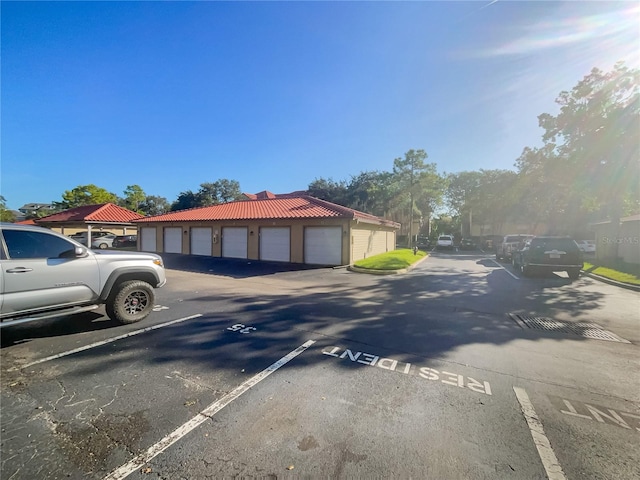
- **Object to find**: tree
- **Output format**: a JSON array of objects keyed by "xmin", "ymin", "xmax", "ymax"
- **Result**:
[
  {"xmin": 170, "ymin": 179, "xmax": 242, "ymax": 211},
  {"xmin": 122, "ymin": 185, "xmax": 146, "ymax": 213},
  {"xmin": 56, "ymin": 184, "xmax": 119, "ymax": 209},
  {"xmin": 197, "ymin": 179, "xmax": 242, "ymax": 206},
  {"xmin": 392, "ymin": 149, "xmax": 445, "ymax": 244},
  {"xmin": 537, "ymin": 62, "xmax": 639, "ymax": 220},
  {"xmin": 0, "ymin": 196, "xmax": 16, "ymax": 222},
  {"xmin": 446, "ymin": 169, "xmax": 520, "ymax": 237},
  {"xmin": 514, "ymin": 146, "xmax": 575, "ymax": 234},
  {"xmin": 345, "ymin": 171, "xmax": 396, "ymax": 216},
  {"xmin": 307, "ymin": 178, "xmax": 349, "ymax": 206},
  {"xmin": 171, "ymin": 190, "xmax": 199, "ymax": 211},
  {"xmin": 139, "ymin": 195, "xmax": 170, "ymax": 216}
]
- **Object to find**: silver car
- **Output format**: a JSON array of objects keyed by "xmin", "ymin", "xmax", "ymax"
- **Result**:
[{"xmin": 91, "ymin": 233, "xmax": 117, "ymax": 249}]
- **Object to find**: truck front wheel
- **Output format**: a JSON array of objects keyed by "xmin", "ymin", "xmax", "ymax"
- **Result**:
[{"xmin": 106, "ymin": 280, "xmax": 155, "ymax": 324}]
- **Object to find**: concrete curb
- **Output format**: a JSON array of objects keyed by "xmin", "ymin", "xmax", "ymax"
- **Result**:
[
  {"xmin": 582, "ymin": 271, "xmax": 640, "ymax": 292},
  {"xmin": 348, "ymin": 254, "xmax": 430, "ymax": 275}
]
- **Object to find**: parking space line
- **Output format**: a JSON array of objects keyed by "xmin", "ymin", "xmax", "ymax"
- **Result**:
[
  {"xmin": 513, "ymin": 387, "xmax": 567, "ymax": 480},
  {"xmin": 19, "ymin": 314, "xmax": 203, "ymax": 370},
  {"xmin": 489, "ymin": 259, "xmax": 520, "ymax": 279},
  {"xmin": 103, "ymin": 339, "xmax": 316, "ymax": 480}
]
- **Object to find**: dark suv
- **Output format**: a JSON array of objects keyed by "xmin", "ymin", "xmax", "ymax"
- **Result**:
[{"xmin": 512, "ymin": 236, "xmax": 583, "ymax": 279}]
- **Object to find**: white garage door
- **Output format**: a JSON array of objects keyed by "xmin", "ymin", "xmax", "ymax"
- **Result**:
[
  {"xmin": 222, "ymin": 227, "xmax": 247, "ymax": 259},
  {"xmin": 191, "ymin": 227, "xmax": 212, "ymax": 256},
  {"xmin": 140, "ymin": 227, "xmax": 157, "ymax": 252},
  {"xmin": 304, "ymin": 227, "xmax": 342, "ymax": 265},
  {"xmin": 260, "ymin": 227, "xmax": 290, "ymax": 262},
  {"xmin": 164, "ymin": 227, "xmax": 182, "ymax": 254}
]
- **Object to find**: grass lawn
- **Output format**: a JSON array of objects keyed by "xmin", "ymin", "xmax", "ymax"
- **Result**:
[
  {"xmin": 583, "ymin": 262, "xmax": 640, "ymax": 286},
  {"xmin": 353, "ymin": 248, "xmax": 427, "ymax": 270}
]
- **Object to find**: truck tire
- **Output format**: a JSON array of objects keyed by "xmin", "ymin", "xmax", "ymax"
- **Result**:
[
  {"xmin": 568, "ymin": 268, "xmax": 580, "ymax": 280},
  {"xmin": 106, "ymin": 280, "xmax": 155, "ymax": 324}
]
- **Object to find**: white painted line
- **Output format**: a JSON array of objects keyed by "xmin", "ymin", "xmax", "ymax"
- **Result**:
[
  {"xmin": 103, "ymin": 339, "xmax": 316, "ymax": 480},
  {"xmin": 489, "ymin": 259, "xmax": 519, "ymax": 279},
  {"xmin": 19, "ymin": 314, "xmax": 203, "ymax": 370},
  {"xmin": 513, "ymin": 387, "xmax": 567, "ymax": 480}
]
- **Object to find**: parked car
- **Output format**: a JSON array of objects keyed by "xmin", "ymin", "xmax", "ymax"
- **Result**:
[
  {"xmin": 70, "ymin": 231, "xmax": 116, "ymax": 246},
  {"xmin": 512, "ymin": 236, "xmax": 583, "ymax": 279},
  {"xmin": 436, "ymin": 235, "xmax": 454, "ymax": 250},
  {"xmin": 91, "ymin": 233, "xmax": 117, "ymax": 249},
  {"xmin": 0, "ymin": 223, "xmax": 165, "ymax": 327},
  {"xmin": 459, "ymin": 238, "xmax": 476, "ymax": 250},
  {"xmin": 576, "ymin": 240, "xmax": 596, "ymax": 254},
  {"xmin": 416, "ymin": 235, "xmax": 431, "ymax": 250},
  {"xmin": 112, "ymin": 234, "xmax": 138, "ymax": 249},
  {"xmin": 496, "ymin": 234, "xmax": 534, "ymax": 261}
]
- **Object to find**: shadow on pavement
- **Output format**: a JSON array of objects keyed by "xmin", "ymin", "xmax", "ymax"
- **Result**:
[{"xmin": 161, "ymin": 253, "xmax": 327, "ymax": 278}]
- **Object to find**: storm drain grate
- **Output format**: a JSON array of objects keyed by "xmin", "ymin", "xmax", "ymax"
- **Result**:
[{"xmin": 508, "ymin": 314, "xmax": 630, "ymax": 343}]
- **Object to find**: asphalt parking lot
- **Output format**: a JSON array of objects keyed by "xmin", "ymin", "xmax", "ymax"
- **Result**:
[{"xmin": 2, "ymin": 252, "xmax": 639, "ymax": 479}]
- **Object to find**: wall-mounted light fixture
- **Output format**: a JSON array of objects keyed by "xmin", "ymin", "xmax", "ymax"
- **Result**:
[{"xmin": 250, "ymin": 230, "xmax": 254, "ymax": 236}]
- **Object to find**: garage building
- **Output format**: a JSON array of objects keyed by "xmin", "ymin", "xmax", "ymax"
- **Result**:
[{"xmin": 133, "ymin": 191, "xmax": 399, "ymax": 266}]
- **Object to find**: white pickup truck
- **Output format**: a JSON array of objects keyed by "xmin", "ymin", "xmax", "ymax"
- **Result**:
[{"xmin": 1, "ymin": 223, "xmax": 166, "ymax": 328}]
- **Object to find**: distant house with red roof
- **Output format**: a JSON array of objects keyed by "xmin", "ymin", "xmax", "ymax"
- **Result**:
[
  {"xmin": 133, "ymin": 191, "xmax": 399, "ymax": 266},
  {"xmin": 34, "ymin": 203, "xmax": 142, "ymax": 239}
]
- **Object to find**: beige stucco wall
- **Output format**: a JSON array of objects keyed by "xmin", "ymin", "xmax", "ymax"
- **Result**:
[
  {"xmin": 141, "ymin": 218, "xmax": 363, "ymax": 264},
  {"xmin": 350, "ymin": 222, "xmax": 396, "ymax": 262}
]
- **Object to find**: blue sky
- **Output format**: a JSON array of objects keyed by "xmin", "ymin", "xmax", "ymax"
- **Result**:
[{"xmin": 2, "ymin": 1, "xmax": 638, "ymax": 210}]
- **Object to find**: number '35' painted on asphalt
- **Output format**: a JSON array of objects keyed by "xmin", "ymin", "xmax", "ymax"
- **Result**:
[{"xmin": 227, "ymin": 324, "xmax": 257, "ymax": 334}]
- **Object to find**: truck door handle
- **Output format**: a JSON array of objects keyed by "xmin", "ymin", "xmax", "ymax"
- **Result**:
[{"xmin": 6, "ymin": 267, "xmax": 33, "ymax": 273}]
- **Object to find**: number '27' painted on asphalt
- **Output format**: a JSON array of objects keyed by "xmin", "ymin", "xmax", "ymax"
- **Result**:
[{"xmin": 227, "ymin": 324, "xmax": 257, "ymax": 334}]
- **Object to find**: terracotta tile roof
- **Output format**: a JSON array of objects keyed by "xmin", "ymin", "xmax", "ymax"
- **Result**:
[
  {"xmin": 134, "ymin": 195, "xmax": 400, "ymax": 228},
  {"xmin": 15, "ymin": 219, "xmax": 37, "ymax": 225},
  {"xmin": 36, "ymin": 203, "xmax": 143, "ymax": 224}
]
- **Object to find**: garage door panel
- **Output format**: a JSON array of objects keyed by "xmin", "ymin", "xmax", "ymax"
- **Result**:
[
  {"xmin": 260, "ymin": 227, "xmax": 290, "ymax": 262},
  {"xmin": 305, "ymin": 227, "xmax": 342, "ymax": 265},
  {"xmin": 191, "ymin": 228, "xmax": 212, "ymax": 256},
  {"xmin": 222, "ymin": 227, "xmax": 247, "ymax": 259},
  {"xmin": 164, "ymin": 227, "xmax": 182, "ymax": 254},
  {"xmin": 141, "ymin": 227, "xmax": 157, "ymax": 252}
]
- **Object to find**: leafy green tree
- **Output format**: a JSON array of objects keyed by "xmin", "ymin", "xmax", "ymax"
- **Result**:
[
  {"xmin": 392, "ymin": 149, "xmax": 445, "ymax": 245},
  {"xmin": 0, "ymin": 196, "xmax": 16, "ymax": 222},
  {"xmin": 346, "ymin": 171, "xmax": 396, "ymax": 217},
  {"xmin": 447, "ymin": 169, "xmax": 520, "ymax": 236},
  {"xmin": 139, "ymin": 195, "xmax": 170, "ymax": 216},
  {"xmin": 171, "ymin": 190, "xmax": 199, "ymax": 211},
  {"xmin": 170, "ymin": 179, "xmax": 242, "ymax": 211},
  {"xmin": 122, "ymin": 185, "xmax": 146, "ymax": 213},
  {"xmin": 307, "ymin": 178, "xmax": 349, "ymax": 206},
  {"xmin": 537, "ymin": 61, "xmax": 639, "ymax": 221},
  {"xmin": 197, "ymin": 179, "xmax": 242, "ymax": 206},
  {"xmin": 514, "ymin": 146, "xmax": 575, "ymax": 234},
  {"xmin": 56, "ymin": 184, "xmax": 119, "ymax": 209}
]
